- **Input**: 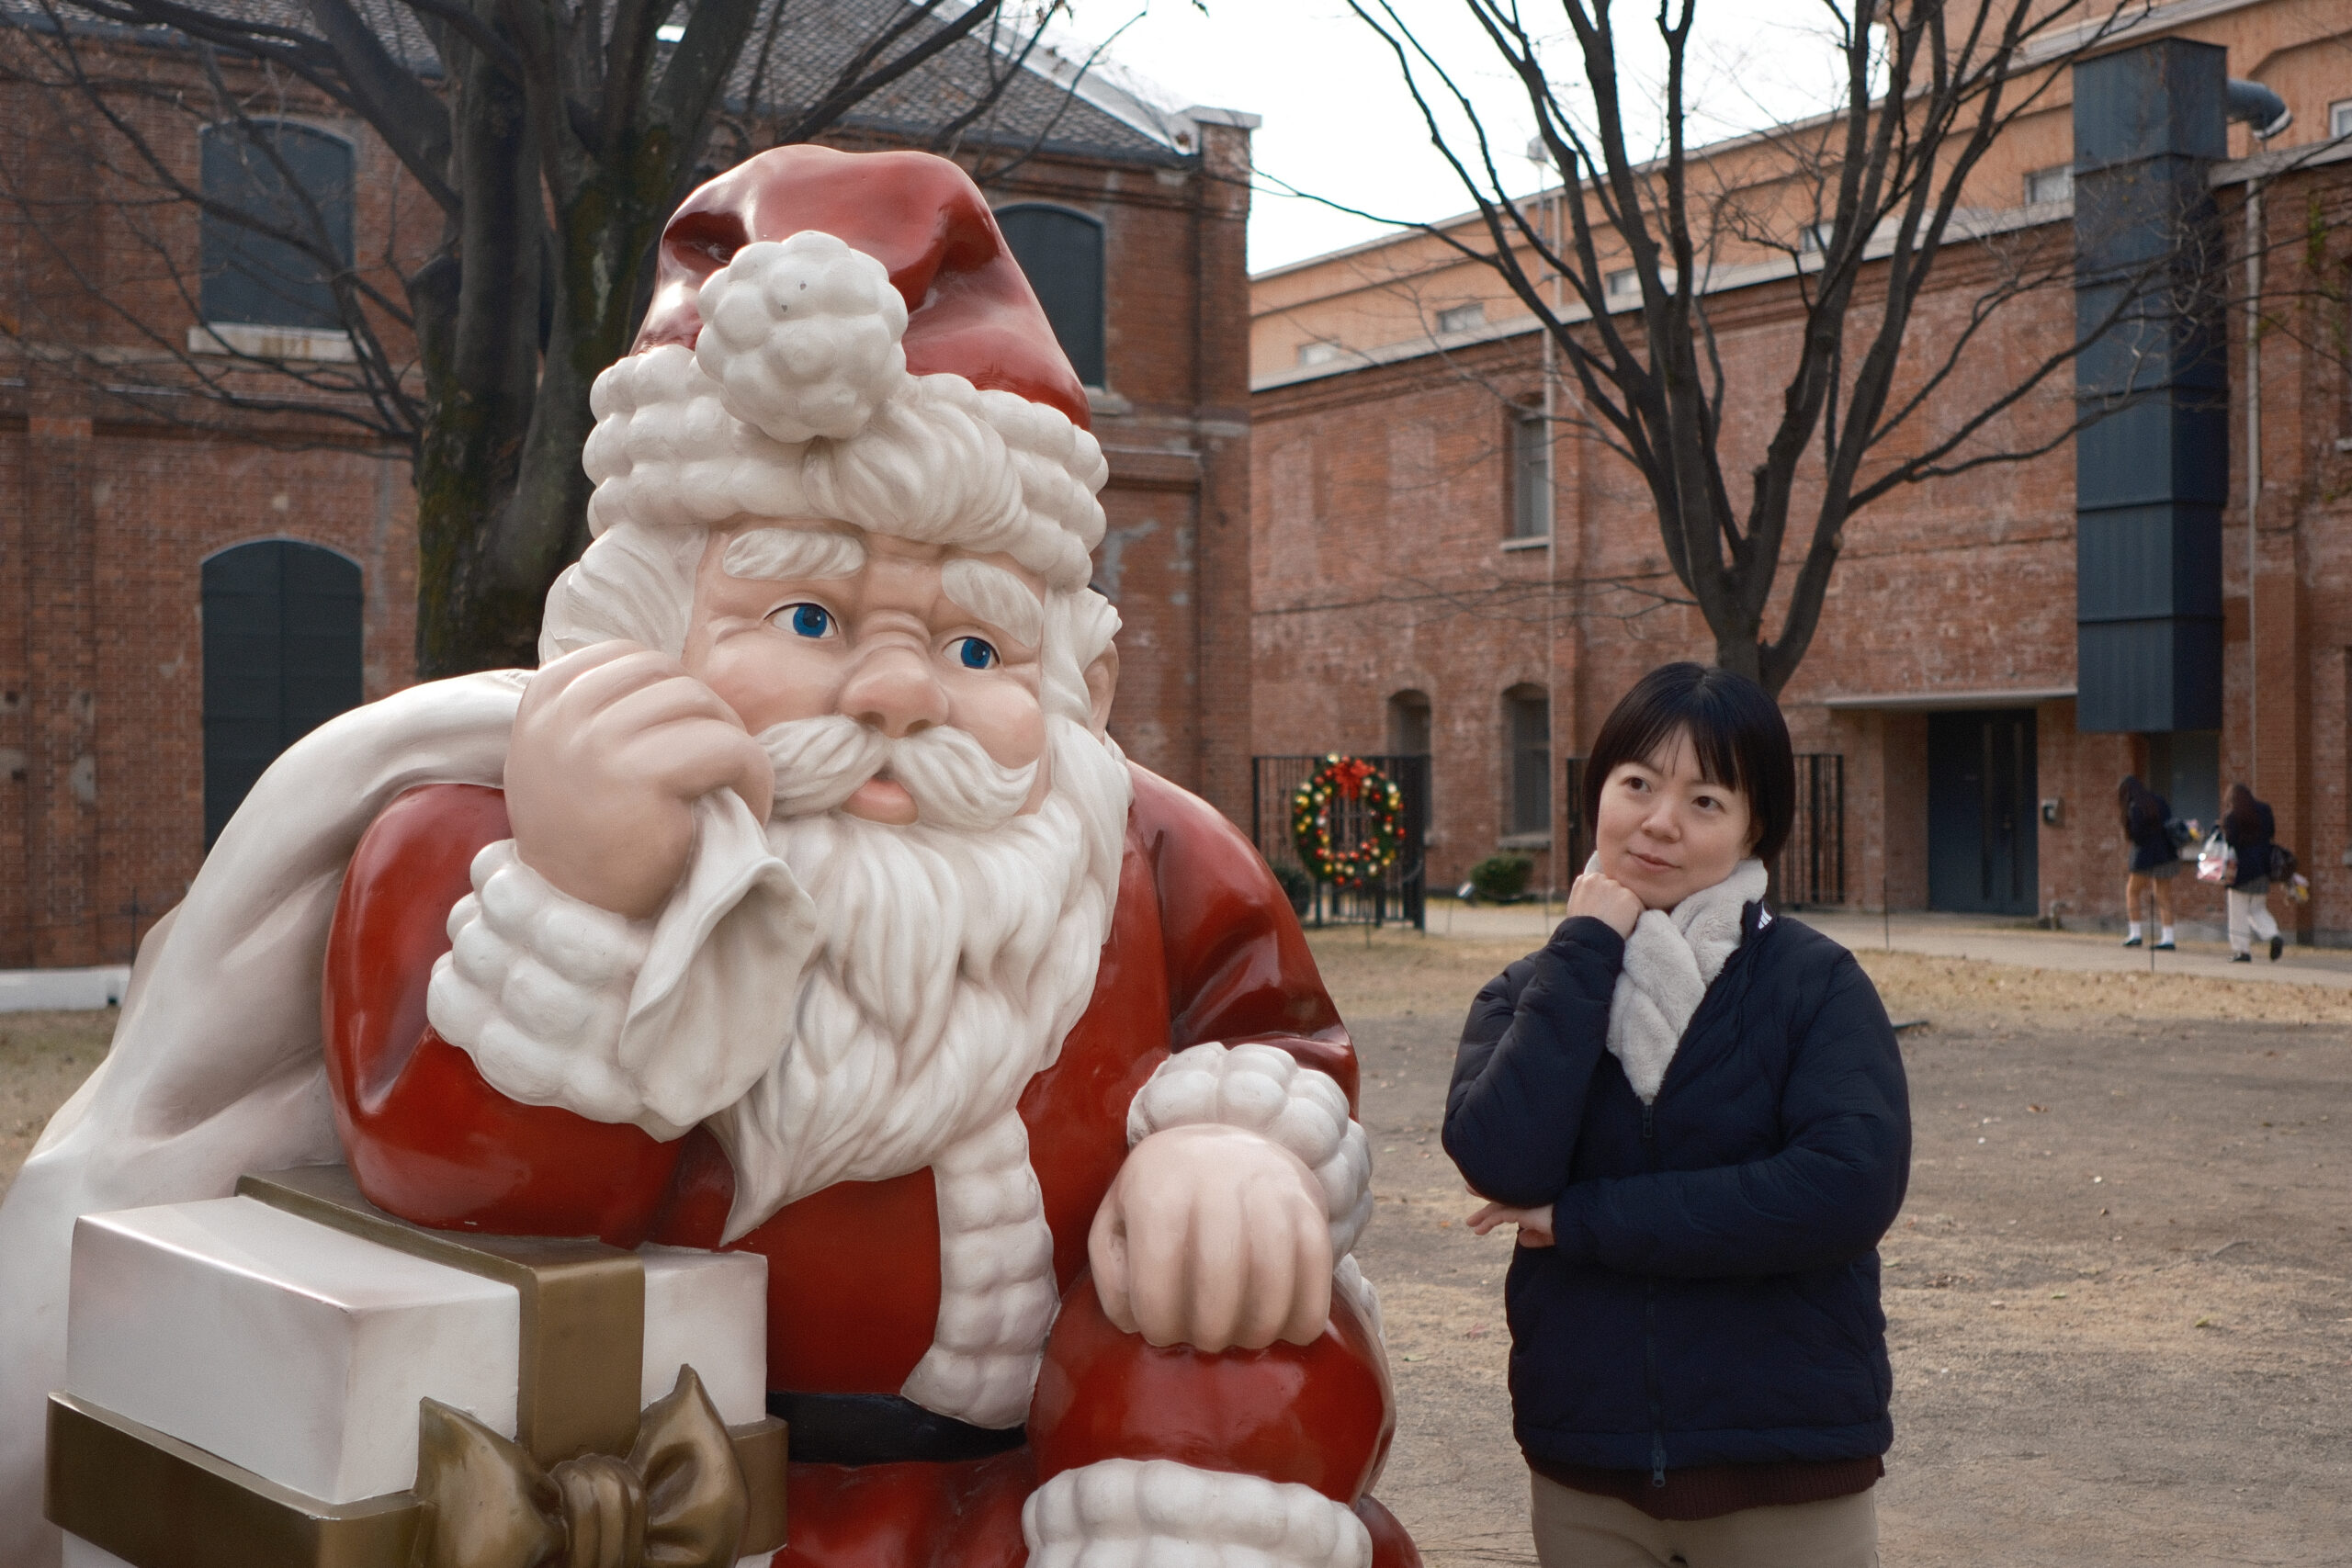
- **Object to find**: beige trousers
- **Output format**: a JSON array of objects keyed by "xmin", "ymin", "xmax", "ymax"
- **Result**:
[{"xmin": 1529, "ymin": 1469, "xmax": 1879, "ymax": 1568}]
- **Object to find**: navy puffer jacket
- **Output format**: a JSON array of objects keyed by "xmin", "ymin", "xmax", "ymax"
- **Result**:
[{"xmin": 1444, "ymin": 905, "xmax": 1909, "ymax": 1476}]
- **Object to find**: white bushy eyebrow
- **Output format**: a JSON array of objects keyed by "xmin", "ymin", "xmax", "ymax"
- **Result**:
[
  {"xmin": 721, "ymin": 527, "xmax": 865, "ymax": 582},
  {"xmin": 942, "ymin": 558, "xmax": 1044, "ymax": 649}
]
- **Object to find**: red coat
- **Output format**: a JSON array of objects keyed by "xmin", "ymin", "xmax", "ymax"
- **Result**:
[{"xmin": 322, "ymin": 764, "xmax": 1415, "ymax": 1568}]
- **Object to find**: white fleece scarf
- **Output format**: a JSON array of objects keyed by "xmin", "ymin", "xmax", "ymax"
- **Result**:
[{"xmin": 1591, "ymin": 854, "xmax": 1770, "ymax": 1102}]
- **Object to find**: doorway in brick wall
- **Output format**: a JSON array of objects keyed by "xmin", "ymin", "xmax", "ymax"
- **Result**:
[
  {"xmin": 201, "ymin": 539, "xmax": 364, "ymax": 848},
  {"xmin": 1926, "ymin": 709, "xmax": 2038, "ymax": 915}
]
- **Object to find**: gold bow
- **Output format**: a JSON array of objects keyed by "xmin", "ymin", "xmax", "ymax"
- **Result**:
[{"xmin": 410, "ymin": 1365, "xmax": 747, "ymax": 1568}]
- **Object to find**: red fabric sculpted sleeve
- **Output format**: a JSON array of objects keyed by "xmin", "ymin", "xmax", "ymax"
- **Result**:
[
  {"xmin": 1131, "ymin": 769, "xmax": 1359, "ymax": 1109},
  {"xmin": 320, "ymin": 784, "xmax": 685, "ymax": 1246},
  {"xmin": 1028, "ymin": 769, "xmax": 1396, "ymax": 1518}
]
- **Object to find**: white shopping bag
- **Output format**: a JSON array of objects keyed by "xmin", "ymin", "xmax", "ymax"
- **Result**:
[{"xmin": 2196, "ymin": 829, "xmax": 2233, "ymax": 884}]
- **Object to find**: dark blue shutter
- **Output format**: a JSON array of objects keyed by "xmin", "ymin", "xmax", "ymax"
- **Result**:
[
  {"xmin": 199, "ymin": 122, "xmax": 356, "ymax": 330},
  {"xmin": 996, "ymin": 206, "xmax": 1106, "ymax": 389},
  {"xmin": 202, "ymin": 541, "xmax": 364, "ymax": 846}
]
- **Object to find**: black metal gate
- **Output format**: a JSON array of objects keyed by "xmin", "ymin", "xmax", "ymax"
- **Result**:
[
  {"xmin": 1560, "ymin": 752, "xmax": 1844, "ymax": 908},
  {"xmin": 1250, "ymin": 753, "xmax": 1429, "ymax": 931},
  {"xmin": 1780, "ymin": 753, "xmax": 1846, "ymax": 908}
]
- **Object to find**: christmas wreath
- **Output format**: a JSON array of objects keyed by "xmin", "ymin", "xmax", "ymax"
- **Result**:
[{"xmin": 1291, "ymin": 755, "xmax": 1405, "ymax": 888}]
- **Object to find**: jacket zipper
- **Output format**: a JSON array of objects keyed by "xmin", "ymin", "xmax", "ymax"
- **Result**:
[{"xmin": 1641, "ymin": 1100, "xmax": 1666, "ymax": 1487}]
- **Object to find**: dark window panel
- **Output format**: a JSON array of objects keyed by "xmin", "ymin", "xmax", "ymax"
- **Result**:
[
  {"xmin": 996, "ymin": 204, "xmax": 1106, "ymax": 389},
  {"xmin": 202, "ymin": 540, "xmax": 365, "ymax": 846},
  {"xmin": 199, "ymin": 121, "xmax": 356, "ymax": 331}
]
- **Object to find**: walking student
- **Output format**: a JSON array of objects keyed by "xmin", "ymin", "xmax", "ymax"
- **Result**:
[
  {"xmin": 2118, "ymin": 774, "xmax": 2180, "ymax": 950},
  {"xmin": 1444, "ymin": 662, "xmax": 1909, "ymax": 1568},
  {"xmin": 2222, "ymin": 782, "xmax": 2284, "ymax": 963}
]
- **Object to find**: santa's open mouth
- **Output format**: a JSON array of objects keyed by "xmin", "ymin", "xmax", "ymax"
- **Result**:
[{"xmin": 843, "ymin": 773, "xmax": 920, "ymax": 824}]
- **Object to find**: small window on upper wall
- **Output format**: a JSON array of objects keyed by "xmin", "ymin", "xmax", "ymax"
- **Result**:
[
  {"xmin": 1604, "ymin": 265, "xmax": 1674, "ymax": 303},
  {"xmin": 2332, "ymin": 99, "xmax": 2352, "ymax": 140},
  {"xmin": 199, "ymin": 120, "xmax": 355, "ymax": 331},
  {"xmin": 1504, "ymin": 685, "xmax": 1552, "ymax": 840},
  {"xmin": 996, "ymin": 204, "xmax": 1106, "ymax": 389},
  {"xmin": 1436, "ymin": 301, "xmax": 1484, "ymax": 334},
  {"xmin": 1510, "ymin": 406, "xmax": 1550, "ymax": 540},
  {"xmin": 2025, "ymin": 164, "xmax": 2074, "ymax": 207}
]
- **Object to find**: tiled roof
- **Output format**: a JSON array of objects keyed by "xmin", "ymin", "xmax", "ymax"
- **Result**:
[{"xmin": 2, "ymin": 0, "xmax": 1192, "ymax": 163}]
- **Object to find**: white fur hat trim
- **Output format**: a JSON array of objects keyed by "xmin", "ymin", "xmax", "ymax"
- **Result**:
[{"xmin": 582, "ymin": 233, "xmax": 1109, "ymax": 591}]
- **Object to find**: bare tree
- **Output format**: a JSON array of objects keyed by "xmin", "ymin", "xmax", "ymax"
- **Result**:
[
  {"xmin": 0, "ymin": 0, "xmax": 1077, "ymax": 674},
  {"xmin": 1340, "ymin": 0, "xmax": 2170, "ymax": 694}
]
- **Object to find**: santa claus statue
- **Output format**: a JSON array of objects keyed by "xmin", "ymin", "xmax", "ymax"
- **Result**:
[{"xmin": 0, "ymin": 146, "xmax": 1413, "ymax": 1568}]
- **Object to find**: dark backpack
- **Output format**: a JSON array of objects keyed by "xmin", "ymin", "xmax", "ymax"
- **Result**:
[{"xmin": 2269, "ymin": 843, "xmax": 2299, "ymax": 881}]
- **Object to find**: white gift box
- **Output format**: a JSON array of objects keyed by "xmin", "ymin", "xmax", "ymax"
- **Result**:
[{"xmin": 51, "ymin": 1168, "xmax": 781, "ymax": 1568}]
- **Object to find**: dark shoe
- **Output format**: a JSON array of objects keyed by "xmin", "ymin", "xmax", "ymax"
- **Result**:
[
  {"xmin": 2231, "ymin": 953, "xmax": 2253, "ymax": 963},
  {"xmin": 2270, "ymin": 934, "xmax": 2285, "ymax": 962},
  {"xmin": 2121, "ymin": 934, "xmax": 2143, "ymax": 948},
  {"xmin": 2154, "ymin": 941, "xmax": 2176, "ymax": 951}
]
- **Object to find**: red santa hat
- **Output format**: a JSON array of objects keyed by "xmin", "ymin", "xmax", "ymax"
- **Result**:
[{"xmin": 581, "ymin": 146, "xmax": 1108, "ymax": 591}]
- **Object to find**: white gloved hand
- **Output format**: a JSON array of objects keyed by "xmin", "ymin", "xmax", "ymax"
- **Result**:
[{"xmin": 1088, "ymin": 1123, "xmax": 1333, "ymax": 1351}]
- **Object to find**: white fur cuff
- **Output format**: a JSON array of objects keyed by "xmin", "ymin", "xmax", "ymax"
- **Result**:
[
  {"xmin": 1024, "ymin": 1460, "xmax": 1371, "ymax": 1568},
  {"xmin": 1128, "ymin": 1043, "xmax": 1373, "ymax": 1258},
  {"xmin": 426, "ymin": 840, "xmax": 651, "ymax": 1118}
]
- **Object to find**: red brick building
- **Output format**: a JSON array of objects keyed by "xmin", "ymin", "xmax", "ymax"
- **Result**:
[
  {"xmin": 1250, "ymin": 0, "xmax": 2352, "ymax": 942},
  {"xmin": 0, "ymin": 7, "xmax": 1257, "ymax": 968}
]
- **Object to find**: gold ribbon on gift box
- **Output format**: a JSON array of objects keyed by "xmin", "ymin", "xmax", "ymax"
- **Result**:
[{"xmin": 44, "ymin": 1166, "xmax": 786, "ymax": 1568}]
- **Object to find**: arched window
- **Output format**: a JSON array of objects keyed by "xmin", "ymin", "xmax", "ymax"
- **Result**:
[
  {"xmin": 1386, "ymin": 690, "xmax": 1430, "ymax": 756},
  {"xmin": 198, "ymin": 120, "xmax": 356, "ymax": 330},
  {"xmin": 202, "ymin": 540, "xmax": 364, "ymax": 846},
  {"xmin": 1502, "ymin": 684, "xmax": 1552, "ymax": 840},
  {"xmin": 1387, "ymin": 690, "xmax": 1433, "ymax": 834},
  {"xmin": 995, "ymin": 204, "xmax": 1105, "ymax": 389}
]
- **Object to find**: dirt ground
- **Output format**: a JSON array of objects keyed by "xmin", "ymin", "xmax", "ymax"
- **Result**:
[
  {"xmin": 3, "ymin": 932, "xmax": 2346, "ymax": 1564},
  {"xmin": 1313, "ymin": 925, "xmax": 2352, "ymax": 1568},
  {"xmin": 0, "ymin": 1010, "xmax": 111, "ymax": 1190}
]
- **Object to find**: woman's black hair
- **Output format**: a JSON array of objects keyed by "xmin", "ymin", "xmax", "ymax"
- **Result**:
[
  {"xmin": 1581, "ymin": 662, "xmax": 1795, "ymax": 862},
  {"xmin": 2118, "ymin": 774, "xmax": 2149, "ymax": 834}
]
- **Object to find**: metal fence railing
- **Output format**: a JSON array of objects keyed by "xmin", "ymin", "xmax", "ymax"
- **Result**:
[
  {"xmin": 1560, "ymin": 752, "xmax": 1845, "ymax": 908},
  {"xmin": 1250, "ymin": 753, "xmax": 1429, "ymax": 931},
  {"xmin": 1779, "ymin": 753, "xmax": 1847, "ymax": 908}
]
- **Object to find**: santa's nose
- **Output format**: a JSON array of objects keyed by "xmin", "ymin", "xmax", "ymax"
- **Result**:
[{"xmin": 838, "ymin": 643, "xmax": 950, "ymax": 738}]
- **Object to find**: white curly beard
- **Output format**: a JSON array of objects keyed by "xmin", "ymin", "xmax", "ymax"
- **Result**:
[{"xmin": 707, "ymin": 717, "xmax": 1129, "ymax": 1240}]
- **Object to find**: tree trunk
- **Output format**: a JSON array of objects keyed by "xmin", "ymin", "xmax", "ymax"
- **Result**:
[{"xmin": 413, "ymin": 45, "xmax": 547, "ymax": 678}]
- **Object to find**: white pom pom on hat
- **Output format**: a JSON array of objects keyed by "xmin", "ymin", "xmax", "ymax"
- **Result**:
[
  {"xmin": 580, "ymin": 146, "xmax": 1108, "ymax": 590},
  {"xmin": 694, "ymin": 233, "xmax": 909, "ymax": 445}
]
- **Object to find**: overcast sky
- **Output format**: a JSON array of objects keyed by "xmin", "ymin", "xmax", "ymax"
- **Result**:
[{"xmin": 1060, "ymin": 0, "xmax": 1862, "ymax": 276}]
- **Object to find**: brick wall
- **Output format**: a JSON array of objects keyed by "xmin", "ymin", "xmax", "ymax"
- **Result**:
[
  {"xmin": 0, "ymin": 48, "xmax": 1255, "ymax": 964},
  {"xmin": 1251, "ymin": 155, "xmax": 2352, "ymax": 942}
]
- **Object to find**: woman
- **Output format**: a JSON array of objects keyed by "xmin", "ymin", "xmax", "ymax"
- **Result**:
[
  {"xmin": 2222, "ymin": 783, "xmax": 2282, "ymax": 963},
  {"xmin": 1444, "ymin": 662, "xmax": 1908, "ymax": 1568},
  {"xmin": 2117, "ymin": 775, "xmax": 2179, "ymax": 951}
]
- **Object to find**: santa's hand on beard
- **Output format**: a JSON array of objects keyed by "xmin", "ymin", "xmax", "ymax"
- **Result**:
[
  {"xmin": 507, "ymin": 640, "xmax": 775, "ymax": 919},
  {"xmin": 1087, "ymin": 1122, "xmax": 1334, "ymax": 1352}
]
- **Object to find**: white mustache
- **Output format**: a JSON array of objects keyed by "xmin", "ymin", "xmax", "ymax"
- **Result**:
[{"xmin": 758, "ymin": 715, "xmax": 1039, "ymax": 831}]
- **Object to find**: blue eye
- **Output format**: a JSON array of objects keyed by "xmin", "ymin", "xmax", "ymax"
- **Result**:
[
  {"xmin": 955, "ymin": 637, "xmax": 998, "ymax": 671},
  {"xmin": 785, "ymin": 604, "xmax": 831, "ymax": 638}
]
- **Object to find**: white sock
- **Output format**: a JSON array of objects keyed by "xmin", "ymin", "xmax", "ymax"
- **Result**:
[
  {"xmin": 2159, "ymin": 926, "xmax": 2175, "ymax": 944},
  {"xmin": 2127, "ymin": 921, "xmax": 2143, "ymax": 940}
]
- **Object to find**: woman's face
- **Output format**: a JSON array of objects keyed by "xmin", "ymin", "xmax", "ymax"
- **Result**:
[{"xmin": 1594, "ymin": 728, "xmax": 1758, "ymax": 911}]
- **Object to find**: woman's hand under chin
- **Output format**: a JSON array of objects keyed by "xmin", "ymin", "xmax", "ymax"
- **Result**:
[
  {"xmin": 1466, "ymin": 1200, "xmax": 1556, "ymax": 1248},
  {"xmin": 1565, "ymin": 870, "xmax": 1645, "ymax": 937}
]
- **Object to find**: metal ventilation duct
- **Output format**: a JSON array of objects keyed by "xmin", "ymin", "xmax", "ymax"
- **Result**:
[{"xmin": 2072, "ymin": 39, "xmax": 2230, "ymax": 734}]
